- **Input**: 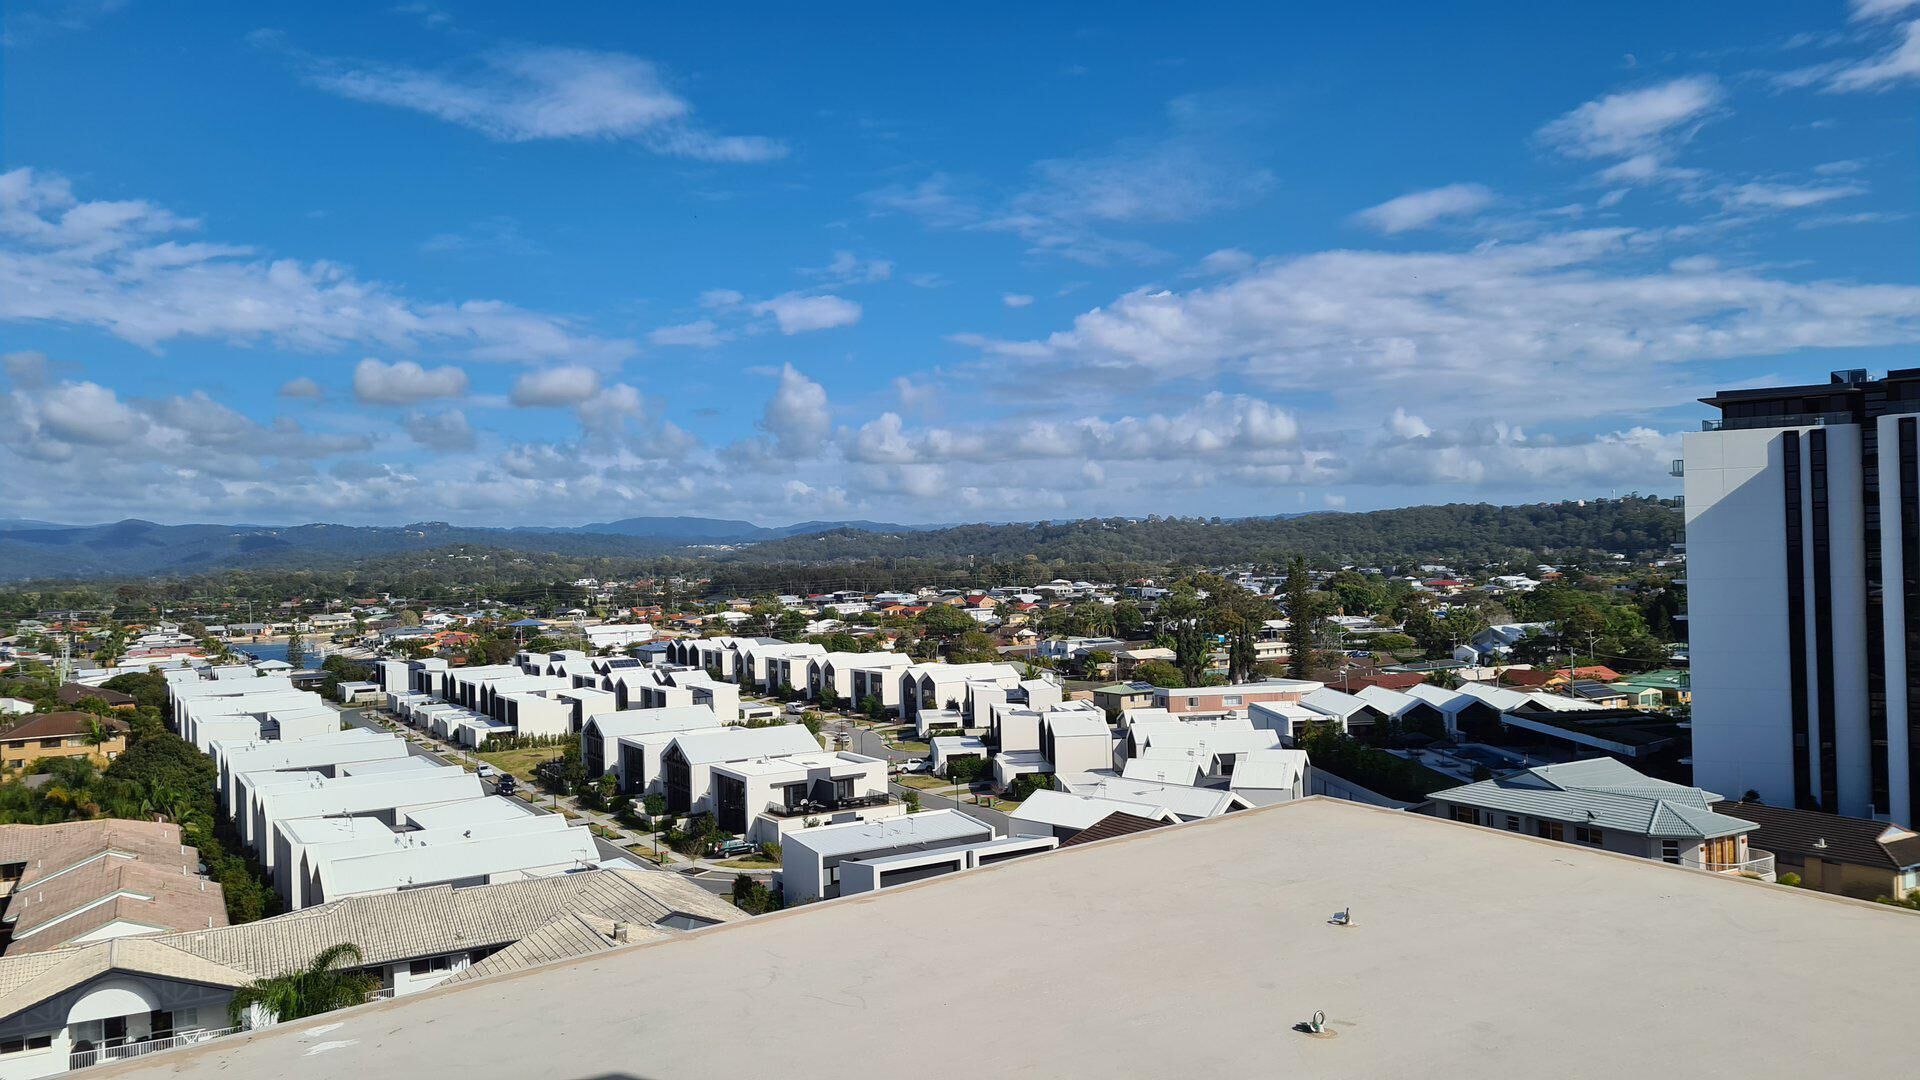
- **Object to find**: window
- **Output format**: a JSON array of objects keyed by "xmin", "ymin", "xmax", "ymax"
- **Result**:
[
  {"xmin": 1505, "ymin": 815, "xmax": 1521, "ymax": 832},
  {"xmin": 1661, "ymin": 839, "xmax": 1681, "ymax": 864},
  {"xmin": 1575, "ymin": 826, "xmax": 1604, "ymax": 846},
  {"xmin": 38, "ymin": 738, "xmax": 59, "ymax": 748},
  {"xmin": 824, "ymin": 865, "xmax": 840, "ymax": 886},
  {"xmin": 1185, "ymin": 697, "xmax": 1199, "ymax": 708},
  {"xmin": 1536, "ymin": 821, "xmax": 1564, "ymax": 842},
  {"xmin": 1221, "ymin": 695, "xmax": 1243, "ymax": 707},
  {"xmin": 408, "ymin": 955, "xmax": 454, "ymax": 977},
  {"xmin": 0, "ymin": 1034, "xmax": 51, "ymax": 1055},
  {"xmin": 1449, "ymin": 804, "xmax": 1476, "ymax": 823}
]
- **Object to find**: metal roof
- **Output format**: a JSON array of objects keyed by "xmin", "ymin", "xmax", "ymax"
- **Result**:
[{"xmin": 785, "ymin": 810, "xmax": 991, "ymax": 859}]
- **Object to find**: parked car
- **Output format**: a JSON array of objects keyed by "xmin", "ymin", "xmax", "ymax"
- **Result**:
[
  {"xmin": 901, "ymin": 758, "xmax": 930, "ymax": 774},
  {"xmin": 475, "ymin": 764, "xmax": 497, "ymax": 778},
  {"xmin": 494, "ymin": 774, "xmax": 518, "ymax": 796},
  {"xmin": 714, "ymin": 838, "xmax": 756, "ymax": 858}
]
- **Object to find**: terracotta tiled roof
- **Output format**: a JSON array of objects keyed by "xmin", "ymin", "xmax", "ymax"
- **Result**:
[{"xmin": 0, "ymin": 711, "xmax": 126, "ymax": 744}]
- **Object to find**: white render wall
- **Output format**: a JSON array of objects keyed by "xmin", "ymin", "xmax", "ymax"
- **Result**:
[
  {"xmin": 1685, "ymin": 425, "xmax": 1801, "ymax": 809},
  {"xmin": 1685, "ymin": 423, "xmax": 1874, "ymax": 817}
]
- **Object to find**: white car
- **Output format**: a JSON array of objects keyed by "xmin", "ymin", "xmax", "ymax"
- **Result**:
[
  {"xmin": 901, "ymin": 758, "xmax": 930, "ymax": 774},
  {"xmin": 475, "ymin": 764, "xmax": 497, "ymax": 778}
]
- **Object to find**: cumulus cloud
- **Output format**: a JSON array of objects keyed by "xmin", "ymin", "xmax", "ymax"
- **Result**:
[
  {"xmin": 995, "ymin": 228, "xmax": 1920, "ymax": 424},
  {"xmin": 290, "ymin": 45, "xmax": 786, "ymax": 161},
  {"xmin": 1002, "ymin": 293, "xmax": 1035, "ymax": 308},
  {"xmin": 751, "ymin": 292, "xmax": 861, "ymax": 335},
  {"xmin": 352, "ymin": 358, "xmax": 469, "ymax": 404},
  {"xmin": 842, "ymin": 392, "xmax": 1298, "ymax": 466},
  {"xmin": 758, "ymin": 364, "xmax": 830, "ymax": 455},
  {"xmin": 0, "ymin": 168, "xmax": 635, "ymax": 364},
  {"xmin": 404, "ymin": 408, "xmax": 476, "ymax": 450},
  {"xmin": 1354, "ymin": 183, "xmax": 1494, "ymax": 234},
  {"xmin": 278, "ymin": 376, "xmax": 323, "ymax": 399},
  {"xmin": 509, "ymin": 364, "xmax": 601, "ymax": 407}
]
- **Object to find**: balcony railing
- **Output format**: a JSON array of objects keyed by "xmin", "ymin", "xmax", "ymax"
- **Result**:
[
  {"xmin": 1683, "ymin": 848, "xmax": 1775, "ymax": 881},
  {"xmin": 763, "ymin": 793, "xmax": 895, "ymax": 818},
  {"xmin": 1702, "ymin": 413, "xmax": 1854, "ymax": 432},
  {"xmin": 69, "ymin": 1026, "xmax": 241, "ymax": 1070}
]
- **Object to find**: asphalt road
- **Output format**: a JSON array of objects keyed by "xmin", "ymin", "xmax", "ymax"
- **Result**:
[{"xmin": 893, "ymin": 783, "xmax": 1013, "ymax": 836}]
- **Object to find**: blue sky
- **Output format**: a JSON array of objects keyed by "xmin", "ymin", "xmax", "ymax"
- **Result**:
[{"xmin": 2, "ymin": 0, "xmax": 1918, "ymax": 527}]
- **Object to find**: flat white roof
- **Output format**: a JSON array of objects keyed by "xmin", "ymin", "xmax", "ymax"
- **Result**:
[
  {"xmin": 786, "ymin": 809, "xmax": 991, "ymax": 858},
  {"xmin": 131, "ymin": 798, "xmax": 1920, "ymax": 1080}
]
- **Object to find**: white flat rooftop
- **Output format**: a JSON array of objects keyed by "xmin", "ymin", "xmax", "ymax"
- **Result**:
[{"xmin": 103, "ymin": 798, "xmax": 1920, "ymax": 1080}]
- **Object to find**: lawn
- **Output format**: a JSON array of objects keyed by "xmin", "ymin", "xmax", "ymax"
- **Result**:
[
  {"xmin": 896, "ymin": 774, "xmax": 952, "ymax": 791},
  {"xmin": 715, "ymin": 856, "xmax": 779, "ymax": 870},
  {"xmin": 476, "ymin": 746, "xmax": 559, "ymax": 783},
  {"xmin": 888, "ymin": 738, "xmax": 931, "ymax": 754},
  {"xmin": 589, "ymin": 824, "xmax": 623, "ymax": 841}
]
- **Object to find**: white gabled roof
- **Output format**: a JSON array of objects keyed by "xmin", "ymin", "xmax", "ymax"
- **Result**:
[
  {"xmin": 1053, "ymin": 775, "xmax": 1248, "ymax": 819},
  {"xmin": 1121, "ymin": 756, "xmax": 1203, "ymax": 786},
  {"xmin": 584, "ymin": 705, "xmax": 717, "ymax": 739},
  {"xmin": 668, "ymin": 725, "xmax": 820, "ymax": 765},
  {"xmin": 1010, "ymin": 789, "xmax": 1177, "ymax": 832},
  {"xmin": 1230, "ymin": 749, "xmax": 1310, "ymax": 792},
  {"xmin": 1301, "ymin": 687, "xmax": 1373, "ymax": 719}
]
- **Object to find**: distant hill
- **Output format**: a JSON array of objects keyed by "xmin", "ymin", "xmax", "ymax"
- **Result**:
[
  {"xmin": 712, "ymin": 499, "xmax": 1685, "ymax": 569},
  {"xmin": 0, "ymin": 500, "xmax": 1681, "ymax": 583},
  {"xmin": 0, "ymin": 516, "xmax": 929, "ymax": 581}
]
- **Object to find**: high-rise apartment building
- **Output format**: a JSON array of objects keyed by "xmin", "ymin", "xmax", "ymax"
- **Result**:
[{"xmin": 1684, "ymin": 369, "xmax": 1920, "ymax": 826}]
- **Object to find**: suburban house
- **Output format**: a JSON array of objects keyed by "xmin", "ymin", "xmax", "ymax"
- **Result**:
[
  {"xmin": 1713, "ymin": 800, "xmax": 1920, "ymax": 900},
  {"xmin": 53, "ymin": 684, "xmax": 136, "ymax": 713},
  {"xmin": 1427, "ymin": 758, "xmax": 1771, "ymax": 879},
  {"xmin": 778, "ymin": 810, "xmax": 1003, "ymax": 904},
  {"xmin": 1089, "ymin": 681, "xmax": 1157, "ymax": 720},
  {"xmin": 1052, "ymin": 775, "xmax": 1253, "ymax": 822},
  {"xmin": 0, "ymin": 821, "xmax": 226, "ymax": 956},
  {"xmin": 0, "ymin": 713, "xmax": 127, "ymax": 771},
  {"xmin": 1151, "ymin": 679, "xmax": 1321, "ymax": 716},
  {"xmin": 0, "ymin": 868, "xmax": 738, "ymax": 1077}
]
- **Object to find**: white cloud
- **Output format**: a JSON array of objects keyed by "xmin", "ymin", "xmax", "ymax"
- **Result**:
[
  {"xmin": 699, "ymin": 288, "xmax": 744, "ymax": 309},
  {"xmin": 1826, "ymin": 19, "xmax": 1920, "ymax": 91},
  {"xmin": 807, "ymin": 251, "xmax": 892, "ymax": 284},
  {"xmin": 865, "ymin": 98, "xmax": 1274, "ymax": 264},
  {"xmin": 647, "ymin": 319, "xmax": 728, "ymax": 347},
  {"xmin": 1721, "ymin": 181, "xmax": 1868, "ymax": 210},
  {"xmin": 404, "ymin": 408, "xmax": 475, "ymax": 450},
  {"xmin": 1196, "ymin": 249, "xmax": 1255, "ymax": 276},
  {"xmin": 987, "ymin": 228, "xmax": 1920, "ymax": 426},
  {"xmin": 278, "ymin": 376, "xmax": 323, "ymax": 399},
  {"xmin": 509, "ymin": 364, "xmax": 601, "ymax": 407},
  {"xmin": 751, "ymin": 292, "xmax": 861, "ymax": 334},
  {"xmin": 1852, "ymin": 0, "xmax": 1920, "ymax": 21},
  {"xmin": 499, "ymin": 441, "xmax": 589, "ymax": 479},
  {"xmin": 758, "ymin": 364, "xmax": 830, "ymax": 455},
  {"xmin": 842, "ymin": 392, "xmax": 1298, "ymax": 466},
  {"xmin": 1354, "ymin": 183, "xmax": 1494, "ymax": 234},
  {"xmin": 1387, "ymin": 408, "xmax": 1433, "ymax": 439},
  {"xmin": 0, "ymin": 168, "xmax": 635, "ymax": 364},
  {"xmin": 352, "ymin": 358, "xmax": 469, "ymax": 405},
  {"xmin": 296, "ymin": 46, "xmax": 786, "ymax": 161},
  {"xmin": 1538, "ymin": 76, "xmax": 1722, "ymax": 159},
  {"xmin": 1002, "ymin": 293, "xmax": 1034, "ymax": 308}
]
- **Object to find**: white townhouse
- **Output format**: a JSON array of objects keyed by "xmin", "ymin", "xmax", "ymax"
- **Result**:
[
  {"xmin": 809, "ymin": 651, "xmax": 912, "ymax": 708},
  {"xmin": 1051, "ymin": 774, "xmax": 1253, "ymax": 823},
  {"xmin": 1228, "ymin": 748, "xmax": 1312, "ymax": 806},
  {"xmin": 657, "ymin": 725, "xmax": 825, "ymax": 817},
  {"xmin": 212, "ymin": 729, "xmax": 408, "ymax": 821},
  {"xmin": 1119, "ymin": 718, "xmax": 1283, "ymax": 781},
  {"xmin": 579, "ymin": 705, "xmax": 724, "ymax": 795},
  {"xmin": 583, "ymin": 623, "xmax": 656, "ymax": 650},
  {"xmin": 779, "ymin": 810, "xmax": 1016, "ymax": 904},
  {"xmin": 247, "ymin": 766, "xmax": 484, "ymax": 870},
  {"xmin": 1007, "ymin": 789, "xmax": 1180, "ymax": 841},
  {"xmin": 710, "ymin": 750, "xmax": 899, "ymax": 844}
]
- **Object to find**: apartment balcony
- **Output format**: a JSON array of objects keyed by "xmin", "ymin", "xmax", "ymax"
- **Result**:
[
  {"xmin": 68, "ymin": 1026, "xmax": 242, "ymax": 1070},
  {"xmin": 1701, "ymin": 412, "xmax": 1854, "ymax": 432},
  {"xmin": 762, "ymin": 793, "xmax": 896, "ymax": 819},
  {"xmin": 1683, "ymin": 848, "xmax": 1776, "ymax": 883}
]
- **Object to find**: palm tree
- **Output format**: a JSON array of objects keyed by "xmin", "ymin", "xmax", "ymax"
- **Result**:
[{"xmin": 229, "ymin": 944, "xmax": 377, "ymax": 1028}]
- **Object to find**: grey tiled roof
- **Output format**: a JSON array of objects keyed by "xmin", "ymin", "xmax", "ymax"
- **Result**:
[
  {"xmin": 1432, "ymin": 758, "xmax": 1754, "ymax": 840},
  {"xmin": 0, "ymin": 868, "xmax": 744, "ymax": 1023}
]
